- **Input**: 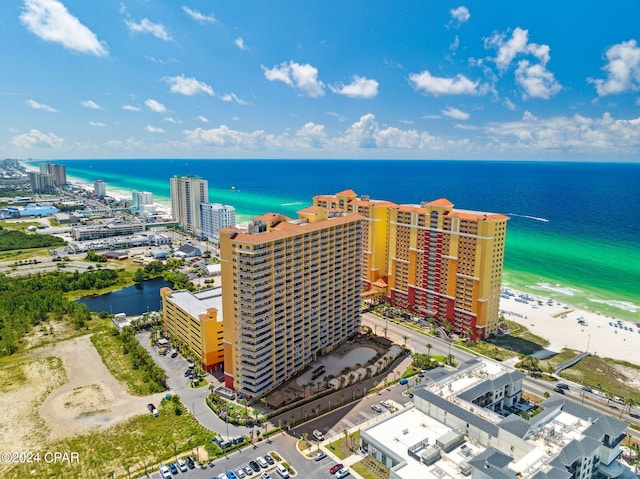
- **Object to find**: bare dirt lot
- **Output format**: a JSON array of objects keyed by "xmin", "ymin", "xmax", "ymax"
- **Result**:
[{"xmin": 0, "ymin": 334, "xmax": 164, "ymax": 476}]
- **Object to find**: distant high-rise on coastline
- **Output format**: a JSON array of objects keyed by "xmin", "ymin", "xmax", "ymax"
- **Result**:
[
  {"xmin": 313, "ymin": 190, "xmax": 508, "ymax": 340},
  {"xmin": 94, "ymin": 179, "xmax": 106, "ymax": 197},
  {"xmin": 198, "ymin": 203, "xmax": 236, "ymax": 244},
  {"xmin": 170, "ymin": 175, "xmax": 209, "ymax": 235}
]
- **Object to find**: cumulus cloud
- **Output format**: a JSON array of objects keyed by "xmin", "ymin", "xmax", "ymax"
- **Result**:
[
  {"xmin": 20, "ymin": 0, "xmax": 108, "ymax": 56},
  {"xmin": 165, "ymin": 75, "xmax": 213, "ymax": 96},
  {"xmin": 409, "ymin": 70, "xmax": 480, "ymax": 95},
  {"xmin": 448, "ymin": 6, "xmax": 470, "ymax": 27},
  {"xmin": 485, "ymin": 111, "xmax": 640, "ymax": 153},
  {"xmin": 442, "ymin": 106, "xmax": 470, "ymax": 120},
  {"xmin": 485, "ymin": 27, "xmax": 560, "ymax": 100},
  {"xmin": 145, "ymin": 125, "xmax": 165, "ymax": 133},
  {"xmin": 26, "ymin": 99, "xmax": 57, "ymax": 112},
  {"xmin": 219, "ymin": 92, "xmax": 249, "ymax": 105},
  {"xmin": 591, "ymin": 39, "xmax": 640, "ymax": 96},
  {"xmin": 182, "ymin": 6, "xmax": 215, "ymax": 23},
  {"xmin": 145, "ymin": 99, "xmax": 167, "ymax": 113},
  {"xmin": 295, "ymin": 122, "xmax": 327, "ymax": 148},
  {"xmin": 330, "ymin": 76, "xmax": 379, "ymax": 99},
  {"xmin": 11, "ymin": 129, "xmax": 63, "ymax": 148},
  {"xmin": 81, "ymin": 100, "xmax": 103, "ymax": 110},
  {"xmin": 515, "ymin": 60, "xmax": 562, "ymax": 99},
  {"xmin": 235, "ymin": 37, "xmax": 248, "ymax": 50},
  {"xmin": 263, "ymin": 61, "xmax": 325, "ymax": 97},
  {"xmin": 125, "ymin": 17, "xmax": 172, "ymax": 41},
  {"xmin": 123, "ymin": 104, "xmax": 141, "ymax": 111},
  {"xmin": 164, "ymin": 117, "xmax": 182, "ymax": 124},
  {"xmin": 183, "ymin": 125, "xmax": 269, "ymax": 148},
  {"xmin": 89, "ymin": 121, "xmax": 105, "ymax": 127}
]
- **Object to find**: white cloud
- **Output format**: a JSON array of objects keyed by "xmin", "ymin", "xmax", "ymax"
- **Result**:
[
  {"xmin": 235, "ymin": 37, "xmax": 248, "ymax": 50},
  {"xmin": 89, "ymin": 121, "xmax": 105, "ymax": 127},
  {"xmin": 442, "ymin": 106, "xmax": 470, "ymax": 120},
  {"xmin": 263, "ymin": 61, "xmax": 325, "ymax": 97},
  {"xmin": 409, "ymin": 70, "xmax": 480, "ymax": 95},
  {"xmin": 145, "ymin": 99, "xmax": 167, "ymax": 113},
  {"xmin": 485, "ymin": 27, "xmax": 560, "ymax": 100},
  {"xmin": 449, "ymin": 6, "xmax": 470, "ymax": 27},
  {"xmin": 484, "ymin": 111, "xmax": 640, "ymax": 153},
  {"xmin": 81, "ymin": 100, "xmax": 103, "ymax": 110},
  {"xmin": 165, "ymin": 75, "xmax": 213, "ymax": 96},
  {"xmin": 503, "ymin": 98, "xmax": 517, "ymax": 111},
  {"xmin": 183, "ymin": 125, "xmax": 270, "ymax": 148},
  {"xmin": 515, "ymin": 60, "xmax": 561, "ymax": 99},
  {"xmin": 182, "ymin": 6, "xmax": 215, "ymax": 24},
  {"xmin": 20, "ymin": 0, "xmax": 108, "ymax": 56},
  {"xmin": 145, "ymin": 125, "xmax": 165, "ymax": 133},
  {"xmin": 219, "ymin": 93, "xmax": 249, "ymax": 105},
  {"xmin": 591, "ymin": 39, "xmax": 640, "ymax": 96},
  {"xmin": 125, "ymin": 18, "xmax": 172, "ymax": 41},
  {"xmin": 197, "ymin": 116, "xmax": 209, "ymax": 123},
  {"xmin": 11, "ymin": 129, "xmax": 63, "ymax": 148},
  {"xmin": 164, "ymin": 117, "xmax": 182, "ymax": 124},
  {"xmin": 26, "ymin": 99, "xmax": 57, "ymax": 112},
  {"xmin": 296, "ymin": 122, "xmax": 327, "ymax": 148},
  {"xmin": 123, "ymin": 104, "xmax": 141, "ymax": 111},
  {"xmin": 330, "ymin": 76, "xmax": 379, "ymax": 99}
]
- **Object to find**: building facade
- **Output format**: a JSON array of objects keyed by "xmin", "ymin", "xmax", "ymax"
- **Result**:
[
  {"xmin": 94, "ymin": 179, "xmax": 106, "ymax": 197},
  {"xmin": 39, "ymin": 163, "xmax": 67, "ymax": 186},
  {"xmin": 131, "ymin": 190, "xmax": 154, "ymax": 214},
  {"xmin": 198, "ymin": 203, "xmax": 236, "ymax": 244},
  {"xmin": 313, "ymin": 190, "xmax": 508, "ymax": 340},
  {"xmin": 28, "ymin": 171, "xmax": 55, "ymax": 193},
  {"xmin": 160, "ymin": 287, "xmax": 225, "ymax": 371},
  {"xmin": 219, "ymin": 206, "xmax": 363, "ymax": 399},
  {"xmin": 170, "ymin": 175, "xmax": 209, "ymax": 235}
]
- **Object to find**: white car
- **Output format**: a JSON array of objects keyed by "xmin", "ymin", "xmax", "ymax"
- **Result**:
[
  {"xmin": 159, "ymin": 465, "xmax": 172, "ymax": 479},
  {"xmin": 256, "ymin": 456, "xmax": 268, "ymax": 469},
  {"xmin": 236, "ymin": 468, "xmax": 246, "ymax": 478},
  {"xmin": 336, "ymin": 467, "xmax": 351, "ymax": 479},
  {"xmin": 177, "ymin": 459, "xmax": 188, "ymax": 472}
]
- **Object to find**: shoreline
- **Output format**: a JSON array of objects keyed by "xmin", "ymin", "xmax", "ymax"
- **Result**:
[{"xmin": 499, "ymin": 287, "xmax": 639, "ymax": 363}]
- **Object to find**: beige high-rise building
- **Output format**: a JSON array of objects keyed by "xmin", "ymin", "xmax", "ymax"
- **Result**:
[
  {"xmin": 170, "ymin": 175, "xmax": 209, "ymax": 235},
  {"xmin": 219, "ymin": 207, "xmax": 363, "ymax": 399}
]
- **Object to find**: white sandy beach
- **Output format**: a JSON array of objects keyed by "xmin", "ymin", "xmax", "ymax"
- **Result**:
[{"xmin": 499, "ymin": 289, "xmax": 639, "ymax": 362}]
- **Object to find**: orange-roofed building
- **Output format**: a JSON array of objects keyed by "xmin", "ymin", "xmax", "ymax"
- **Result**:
[
  {"xmin": 219, "ymin": 206, "xmax": 363, "ymax": 398},
  {"xmin": 313, "ymin": 190, "xmax": 509, "ymax": 340}
]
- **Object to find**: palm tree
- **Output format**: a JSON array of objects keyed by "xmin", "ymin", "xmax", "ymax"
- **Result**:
[
  {"xmin": 402, "ymin": 335, "xmax": 409, "ymax": 348},
  {"xmin": 426, "ymin": 343, "xmax": 433, "ymax": 365}
]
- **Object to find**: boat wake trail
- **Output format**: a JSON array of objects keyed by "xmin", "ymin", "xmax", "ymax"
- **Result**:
[{"xmin": 508, "ymin": 213, "xmax": 549, "ymax": 222}]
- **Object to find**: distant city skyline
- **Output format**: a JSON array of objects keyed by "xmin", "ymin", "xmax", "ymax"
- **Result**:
[{"xmin": 2, "ymin": 1, "xmax": 640, "ymax": 161}]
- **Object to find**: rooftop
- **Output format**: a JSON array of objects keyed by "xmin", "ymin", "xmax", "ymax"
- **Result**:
[{"xmin": 167, "ymin": 287, "xmax": 223, "ymax": 320}]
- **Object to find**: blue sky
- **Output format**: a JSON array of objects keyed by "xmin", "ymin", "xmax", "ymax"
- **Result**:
[{"xmin": 2, "ymin": 0, "xmax": 640, "ymax": 160}]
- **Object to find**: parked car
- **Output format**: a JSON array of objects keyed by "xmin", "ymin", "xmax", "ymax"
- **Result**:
[
  {"xmin": 399, "ymin": 378, "xmax": 409, "ymax": 385},
  {"xmin": 243, "ymin": 465, "xmax": 254, "ymax": 475},
  {"xmin": 260, "ymin": 473, "xmax": 271, "ymax": 479},
  {"xmin": 177, "ymin": 459, "xmax": 187, "ymax": 472},
  {"xmin": 256, "ymin": 456, "xmax": 268, "ymax": 468},
  {"xmin": 275, "ymin": 463, "xmax": 289, "ymax": 478},
  {"xmin": 249, "ymin": 461, "xmax": 260, "ymax": 472},
  {"xmin": 185, "ymin": 456, "xmax": 195, "ymax": 469},
  {"xmin": 236, "ymin": 468, "xmax": 246, "ymax": 478},
  {"xmin": 226, "ymin": 470, "xmax": 238, "ymax": 479},
  {"xmin": 336, "ymin": 467, "xmax": 351, "ymax": 478},
  {"xmin": 380, "ymin": 401, "xmax": 391, "ymax": 409},
  {"xmin": 159, "ymin": 465, "xmax": 171, "ymax": 479},
  {"xmin": 330, "ymin": 464, "xmax": 344, "ymax": 474},
  {"xmin": 314, "ymin": 451, "xmax": 327, "ymax": 461},
  {"xmin": 169, "ymin": 463, "xmax": 178, "ymax": 474},
  {"xmin": 171, "ymin": 351, "xmax": 178, "ymax": 358},
  {"xmin": 264, "ymin": 454, "xmax": 275, "ymax": 465},
  {"xmin": 312, "ymin": 429, "xmax": 324, "ymax": 441},
  {"xmin": 371, "ymin": 404, "xmax": 383, "ymax": 413}
]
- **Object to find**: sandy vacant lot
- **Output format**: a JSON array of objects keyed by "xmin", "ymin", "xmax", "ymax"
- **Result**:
[{"xmin": 0, "ymin": 334, "xmax": 164, "ymax": 471}]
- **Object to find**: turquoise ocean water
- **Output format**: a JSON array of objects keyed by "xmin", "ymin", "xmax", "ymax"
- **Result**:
[{"xmin": 33, "ymin": 159, "xmax": 640, "ymax": 322}]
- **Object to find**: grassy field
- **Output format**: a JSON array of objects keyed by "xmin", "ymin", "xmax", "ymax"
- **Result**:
[
  {"xmin": 326, "ymin": 430, "xmax": 360, "ymax": 460},
  {"xmin": 559, "ymin": 355, "xmax": 640, "ymax": 402},
  {"xmin": 7, "ymin": 402, "xmax": 220, "ymax": 479},
  {"xmin": 90, "ymin": 330, "xmax": 160, "ymax": 396}
]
